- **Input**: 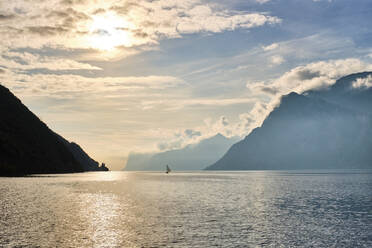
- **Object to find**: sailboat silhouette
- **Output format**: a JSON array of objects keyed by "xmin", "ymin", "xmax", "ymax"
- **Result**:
[{"xmin": 166, "ymin": 165, "xmax": 171, "ymax": 174}]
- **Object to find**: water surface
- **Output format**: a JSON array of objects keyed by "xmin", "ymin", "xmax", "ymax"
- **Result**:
[{"xmin": 0, "ymin": 170, "xmax": 371, "ymax": 247}]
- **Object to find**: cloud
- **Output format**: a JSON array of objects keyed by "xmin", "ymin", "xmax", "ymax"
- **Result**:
[
  {"xmin": 143, "ymin": 100, "xmax": 269, "ymax": 153},
  {"xmin": 0, "ymin": 51, "xmax": 101, "ymax": 71},
  {"xmin": 0, "ymin": 70, "xmax": 183, "ymax": 98},
  {"xmin": 236, "ymin": 102, "xmax": 269, "ymax": 133},
  {"xmin": 269, "ymin": 55, "xmax": 285, "ymax": 65},
  {"xmin": 255, "ymin": 0, "xmax": 271, "ymax": 3},
  {"xmin": 156, "ymin": 128, "xmax": 203, "ymax": 151},
  {"xmin": 262, "ymin": 43, "xmax": 279, "ymax": 51},
  {"xmin": 140, "ymin": 97, "xmax": 255, "ymax": 110},
  {"xmin": 203, "ymin": 116, "xmax": 233, "ymax": 136},
  {"xmin": 184, "ymin": 129, "xmax": 202, "ymax": 138},
  {"xmin": 352, "ymin": 75, "xmax": 372, "ymax": 89},
  {"xmin": 246, "ymin": 80, "xmax": 279, "ymax": 95},
  {"xmin": 92, "ymin": 8, "xmax": 106, "ymax": 15},
  {"xmin": 273, "ymin": 58, "xmax": 372, "ymax": 93},
  {"xmin": 153, "ymin": 115, "xmax": 242, "ymax": 153},
  {"xmin": 26, "ymin": 26, "xmax": 69, "ymax": 36},
  {"xmin": 248, "ymin": 58, "xmax": 372, "ymax": 96},
  {"xmin": 60, "ymin": 0, "xmax": 88, "ymax": 6},
  {"xmin": 199, "ymin": 101, "xmax": 270, "ymax": 139},
  {"xmin": 0, "ymin": 14, "xmax": 16, "ymax": 20},
  {"xmin": 157, "ymin": 140, "xmax": 183, "ymax": 151},
  {"xmin": 0, "ymin": 0, "xmax": 281, "ymax": 53},
  {"xmin": 296, "ymin": 69, "xmax": 321, "ymax": 81}
]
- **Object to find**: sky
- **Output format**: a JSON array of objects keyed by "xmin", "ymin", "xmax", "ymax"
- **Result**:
[{"xmin": 0, "ymin": 0, "xmax": 372, "ymax": 170}]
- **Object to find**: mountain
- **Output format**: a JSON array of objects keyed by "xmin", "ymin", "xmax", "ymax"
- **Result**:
[
  {"xmin": 0, "ymin": 84, "xmax": 108, "ymax": 175},
  {"xmin": 124, "ymin": 134, "xmax": 239, "ymax": 171},
  {"xmin": 206, "ymin": 72, "xmax": 372, "ymax": 170}
]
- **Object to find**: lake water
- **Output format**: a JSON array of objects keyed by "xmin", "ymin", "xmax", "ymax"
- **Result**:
[{"xmin": 0, "ymin": 170, "xmax": 371, "ymax": 247}]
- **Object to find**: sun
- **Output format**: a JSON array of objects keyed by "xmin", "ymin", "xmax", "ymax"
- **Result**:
[{"xmin": 88, "ymin": 14, "xmax": 132, "ymax": 51}]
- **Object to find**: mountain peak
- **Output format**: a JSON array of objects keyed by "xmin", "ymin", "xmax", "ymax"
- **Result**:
[
  {"xmin": 212, "ymin": 133, "xmax": 227, "ymax": 140},
  {"xmin": 280, "ymin": 92, "xmax": 305, "ymax": 103}
]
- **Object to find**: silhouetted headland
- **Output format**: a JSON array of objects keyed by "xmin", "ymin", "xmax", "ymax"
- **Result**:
[{"xmin": 0, "ymin": 84, "xmax": 109, "ymax": 176}]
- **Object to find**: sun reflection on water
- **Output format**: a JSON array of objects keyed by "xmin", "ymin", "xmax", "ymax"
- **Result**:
[
  {"xmin": 1, "ymin": 171, "xmax": 371, "ymax": 247},
  {"xmin": 83, "ymin": 193, "xmax": 121, "ymax": 247}
]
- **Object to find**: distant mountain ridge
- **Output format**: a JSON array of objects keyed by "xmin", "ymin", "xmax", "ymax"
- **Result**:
[
  {"xmin": 206, "ymin": 72, "xmax": 372, "ymax": 170},
  {"xmin": 0, "ymin": 84, "xmax": 108, "ymax": 176},
  {"xmin": 125, "ymin": 134, "xmax": 239, "ymax": 171}
]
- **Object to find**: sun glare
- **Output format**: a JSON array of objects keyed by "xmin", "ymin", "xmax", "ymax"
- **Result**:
[{"xmin": 89, "ymin": 14, "xmax": 132, "ymax": 51}]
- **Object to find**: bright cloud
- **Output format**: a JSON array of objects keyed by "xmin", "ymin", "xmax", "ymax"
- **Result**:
[
  {"xmin": 157, "ymin": 128, "xmax": 202, "ymax": 151},
  {"xmin": 0, "ymin": 0, "xmax": 281, "ymax": 53},
  {"xmin": 249, "ymin": 58, "xmax": 372, "ymax": 96},
  {"xmin": 140, "ymin": 97, "xmax": 256, "ymax": 111},
  {"xmin": 262, "ymin": 43, "xmax": 279, "ymax": 51},
  {"xmin": 0, "ymin": 70, "xmax": 183, "ymax": 98},
  {"xmin": 352, "ymin": 75, "xmax": 372, "ymax": 89},
  {"xmin": 269, "ymin": 55, "xmax": 285, "ymax": 65},
  {"xmin": 0, "ymin": 51, "xmax": 101, "ymax": 71}
]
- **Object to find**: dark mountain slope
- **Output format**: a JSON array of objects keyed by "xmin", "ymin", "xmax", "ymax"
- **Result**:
[{"xmin": 0, "ymin": 84, "xmax": 107, "ymax": 175}]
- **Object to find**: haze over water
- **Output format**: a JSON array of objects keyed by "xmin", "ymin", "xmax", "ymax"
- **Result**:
[{"xmin": 1, "ymin": 170, "xmax": 371, "ymax": 247}]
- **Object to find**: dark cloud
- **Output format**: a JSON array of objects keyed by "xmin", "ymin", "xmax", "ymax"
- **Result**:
[
  {"xmin": 0, "ymin": 14, "xmax": 16, "ymax": 21},
  {"xmin": 297, "ymin": 69, "xmax": 321, "ymax": 81},
  {"xmin": 27, "ymin": 8, "xmax": 90, "ymax": 36},
  {"xmin": 110, "ymin": 2, "xmax": 142, "ymax": 15},
  {"xmin": 65, "ymin": 8, "xmax": 90, "ymax": 20},
  {"xmin": 141, "ymin": 21, "xmax": 158, "ymax": 28},
  {"xmin": 93, "ymin": 29, "xmax": 110, "ymax": 36},
  {"xmin": 116, "ymin": 28, "xmax": 150, "ymax": 38},
  {"xmin": 46, "ymin": 11, "xmax": 69, "ymax": 19},
  {"xmin": 27, "ymin": 26, "xmax": 69, "ymax": 36},
  {"xmin": 184, "ymin": 129, "xmax": 202, "ymax": 138},
  {"xmin": 92, "ymin": 8, "xmax": 106, "ymax": 15},
  {"xmin": 14, "ymin": 8, "xmax": 27, "ymax": 15},
  {"xmin": 3, "ymin": 26, "xmax": 24, "ymax": 34},
  {"xmin": 46, "ymin": 8, "xmax": 90, "ymax": 28},
  {"xmin": 220, "ymin": 116, "xmax": 229, "ymax": 126},
  {"xmin": 134, "ymin": 31, "xmax": 150, "ymax": 38},
  {"xmin": 259, "ymin": 86, "xmax": 279, "ymax": 95},
  {"xmin": 60, "ymin": 0, "xmax": 87, "ymax": 6}
]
